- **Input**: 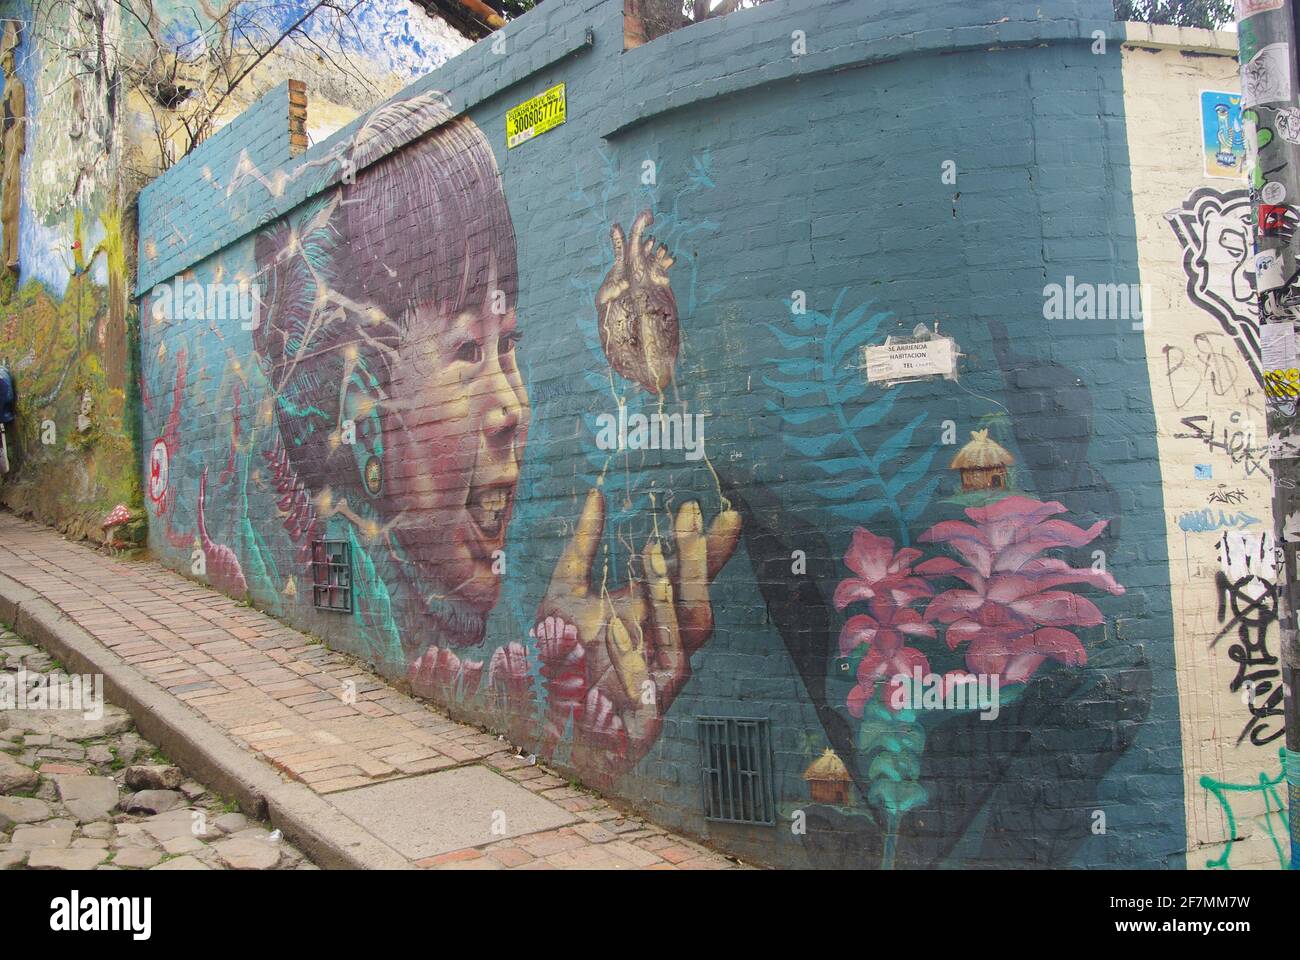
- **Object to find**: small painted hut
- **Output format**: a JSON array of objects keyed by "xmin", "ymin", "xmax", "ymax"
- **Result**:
[
  {"xmin": 950, "ymin": 429, "xmax": 1014, "ymax": 492},
  {"xmin": 803, "ymin": 748, "xmax": 852, "ymax": 805}
]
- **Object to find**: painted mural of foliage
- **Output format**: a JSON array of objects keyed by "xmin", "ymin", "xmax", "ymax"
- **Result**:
[
  {"xmin": 0, "ymin": 217, "xmax": 139, "ymax": 534},
  {"xmin": 763, "ymin": 290, "xmax": 942, "ymax": 547},
  {"xmin": 758, "ymin": 291, "xmax": 945, "ymax": 865}
]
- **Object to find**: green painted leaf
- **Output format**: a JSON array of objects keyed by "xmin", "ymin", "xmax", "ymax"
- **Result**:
[
  {"xmin": 903, "ymin": 475, "xmax": 944, "ymax": 521},
  {"xmin": 768, "ymin": 403, "xmax": 830, "ymax": 426},
  {"xmin": 834, "ymin": 382, "xmax": 867, "ymax": 405},
  {"xmin": 349, "ymin": 530, "xmax": 403, "ymax": 666},
  {"xmin": 772, "ymin": 357, "xmax": 821, "ymax": 378},
  {"xmin": 238, "ymin": 519, "xmax": 283, "ymax": 618}
]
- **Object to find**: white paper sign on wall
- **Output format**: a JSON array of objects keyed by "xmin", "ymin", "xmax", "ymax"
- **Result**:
[{"xmin": 864, "ymin": 333, "xmax": 959, "ymax": 386}]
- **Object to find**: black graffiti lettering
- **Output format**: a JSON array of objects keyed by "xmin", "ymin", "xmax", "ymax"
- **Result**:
[
  {"xmin": 1175, "ymin": 413, "xmax": 1271, "ymax": 480},
  {"xmin": 1208, "ymin": 486, "xmax": 1248, "ymax": 505},
  {"xmin": 1214, "ymin": 570, "xmax": 1285, "ymax": 747}
]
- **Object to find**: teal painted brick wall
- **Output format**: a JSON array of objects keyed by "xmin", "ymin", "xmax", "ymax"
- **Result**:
[{"xmin": 136, "ymin": 0, "xmax": 1185, "ymax": 869}]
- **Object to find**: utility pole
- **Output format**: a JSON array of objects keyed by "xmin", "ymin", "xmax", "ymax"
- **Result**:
[{"xmin": 1233, "ymin": 0, "xmax": 1300, "ymax": 870}]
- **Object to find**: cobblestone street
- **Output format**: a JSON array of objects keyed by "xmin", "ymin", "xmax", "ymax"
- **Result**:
[{"xmin": 1, "ymin": 628, "xmax": 316, "ymax": 870}]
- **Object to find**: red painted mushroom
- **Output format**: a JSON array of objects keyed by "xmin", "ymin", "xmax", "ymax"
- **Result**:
[{"xmin": 102, "ymin": 503, "xmax": 132, "ymax": 530}]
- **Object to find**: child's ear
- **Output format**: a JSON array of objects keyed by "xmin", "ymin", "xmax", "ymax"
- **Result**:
[{"xmin": 340, "ymin": 374, "xmax": 384, "ymax": 498}]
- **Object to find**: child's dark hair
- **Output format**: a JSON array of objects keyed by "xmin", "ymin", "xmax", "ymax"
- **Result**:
[{"xmin": 254, "ymin": 91, "xmax": 517, "ymax": 502}]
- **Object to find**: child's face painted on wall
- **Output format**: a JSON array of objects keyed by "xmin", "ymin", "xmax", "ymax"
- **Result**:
[{"xmin": 382, "ymin": 261, "xmax": 529, "ymax": 645}]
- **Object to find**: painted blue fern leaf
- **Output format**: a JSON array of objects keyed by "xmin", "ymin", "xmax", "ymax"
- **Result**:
[{"xmin": 762, "ymin": 290, "xmax": 943, "ymax": 546}]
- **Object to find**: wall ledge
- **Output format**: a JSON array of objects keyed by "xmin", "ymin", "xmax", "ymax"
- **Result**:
[
  {"xmin": 1120, "ymin": 21, "xmax": 1238, "ymax": 57},
  {"xmin": 603, "ymin": 15, "xmax": 1118, "ymax": 140}
]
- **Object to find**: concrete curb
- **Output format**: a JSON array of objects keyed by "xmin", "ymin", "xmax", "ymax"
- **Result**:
[{"xmin": 0, "ymin": 570, "xmax": 414, "ymax": 870}]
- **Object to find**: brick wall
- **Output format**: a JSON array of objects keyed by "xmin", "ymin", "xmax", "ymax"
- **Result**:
[{"xmin": 135, "ymin": 0, "xmax": 1209, "ymax": 869}]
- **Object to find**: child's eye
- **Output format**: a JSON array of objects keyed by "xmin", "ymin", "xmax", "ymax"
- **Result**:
[
  {"xmin": 498, "ymin": 332, "xmax": 522, "ymax": 357},
  {"xmin": 456, "ymin": 340, "xmax": 482, "ymax": 363}
]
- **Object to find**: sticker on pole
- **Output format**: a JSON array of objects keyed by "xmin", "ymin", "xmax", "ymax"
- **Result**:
[
  {"xmin": 507, "ymin": 83, "xmax": 566, "ymax": 149},
  {"xmin": 1235, "ymin": 0, "xmax": 1284, "ymax": 19}
]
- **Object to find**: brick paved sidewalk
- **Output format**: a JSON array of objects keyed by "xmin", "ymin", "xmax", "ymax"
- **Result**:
[{"xmin": 0, "ymin": 512, "xmax": 743, "ymax": 871}]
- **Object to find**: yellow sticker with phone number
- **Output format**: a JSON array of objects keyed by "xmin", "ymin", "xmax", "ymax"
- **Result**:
[{"xmin": 506, "ymin": 83, "xmax": 567, "ymax": 149}]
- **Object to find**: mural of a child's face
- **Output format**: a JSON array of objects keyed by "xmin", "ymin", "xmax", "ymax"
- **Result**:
[
  {"xmin": 381, "ymin": 261, "xmax": 529, "ymax": 647},
  {"xmin": 256, "ymin": 99, "xmax": 525, "ymax": 653}
]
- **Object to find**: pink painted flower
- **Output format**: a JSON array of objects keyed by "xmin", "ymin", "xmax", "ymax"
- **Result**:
[
  {"xmin": 842, "ymin": 612, "xmax": 931, "ymax": 717},
  {"xmin": 834, "ymin": 528, "xmax": 933, "ymax": 611},
  {"xmin": 836, "ymin": 529, "xmax": 938, "ymax": 716},
  {"xmin": 917, "ymin": 496, "xmax": 1124, "ymax": 685},
  {"xmin": 838, "ymin": 606, "xmax": 937, "ymax": 658}
]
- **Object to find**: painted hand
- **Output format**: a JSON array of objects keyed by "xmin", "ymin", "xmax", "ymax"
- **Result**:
[
  {"xmin": 595, "ymin": 211, "xmax": 680, "ymax": 393},
  {"xmin": 534, "ymin": 488, "xmax": 741, "ymax": 782}
]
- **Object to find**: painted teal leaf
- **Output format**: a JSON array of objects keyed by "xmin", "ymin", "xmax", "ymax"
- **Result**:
[
  {"xmin": 349, "ymin": 531, "xmax": 404, "ymax": 667},
  {"xmin": 848, "ymin": 393, "xmax": 896, "ymax": 431},
  {"xmin": 831, "ymin": 310, "xmax": 889, "ymax": 367},
  {"xmin": 771, "ymin": 357, "xmax": 821, "ymax": 378},
  {"xmin": 765, "ymin": 400, "xmax": 829, "ymax": 426},
  {"xmin": 784, "ymin": 433, "xmax": 841, "ymax": 458},
  {"xmin": 834, "ymin": 382, "xmax": 867, "ymax": 405},
  {"xmin": 875, "ymin": 412, "xmax": 927, "ymax": 465},
  {"xmin": 817, "ymin": 475, "xmax": 886, "ymax": 501},
  {"xmin": 763, "ymin": 322, "xmax": 813, "ymax": 352},
  {"xmin": 790, "ymin": 310, "xmax": 825, "ymax": 332},
  {"xmin": 809, "ymin": 455, "xmax": 871, "ymax": 476},
  {"xmin": 839, "ymin": 301, "xmax": 871, "ymax": 329},
  {"xmin": 237, "ymin": 517, "xmax": 283, "ymax": 618},
  {"xmin": 886, "ymin": 447, "xmax": 939, "ymax": 499},
  {"xmin": 903, "ymin": 475, "xmax": 944, "ymax": 521}
]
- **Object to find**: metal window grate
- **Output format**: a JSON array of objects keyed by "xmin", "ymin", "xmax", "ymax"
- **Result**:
[
  {"xmin": 697, "ymin": 716, "xmax": 775, "ymax": 825},
  {"xmin": 311, "ymin": 539, "xmax": 353, "ymax": 613}
]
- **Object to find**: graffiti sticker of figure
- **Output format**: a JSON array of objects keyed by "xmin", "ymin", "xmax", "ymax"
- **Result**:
[{"xmin": 254, "ymin": 90, "xmax": 741, "ymax": 783}]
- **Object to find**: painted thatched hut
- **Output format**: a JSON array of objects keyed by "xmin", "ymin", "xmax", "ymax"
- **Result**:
[
  {"xmin": 950, "ymin": 428, "xmax": 1014, "ymax": 492},
  {"xmin": 803, "ymin": 748, "xmax": 852, "ymax": 805}
]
